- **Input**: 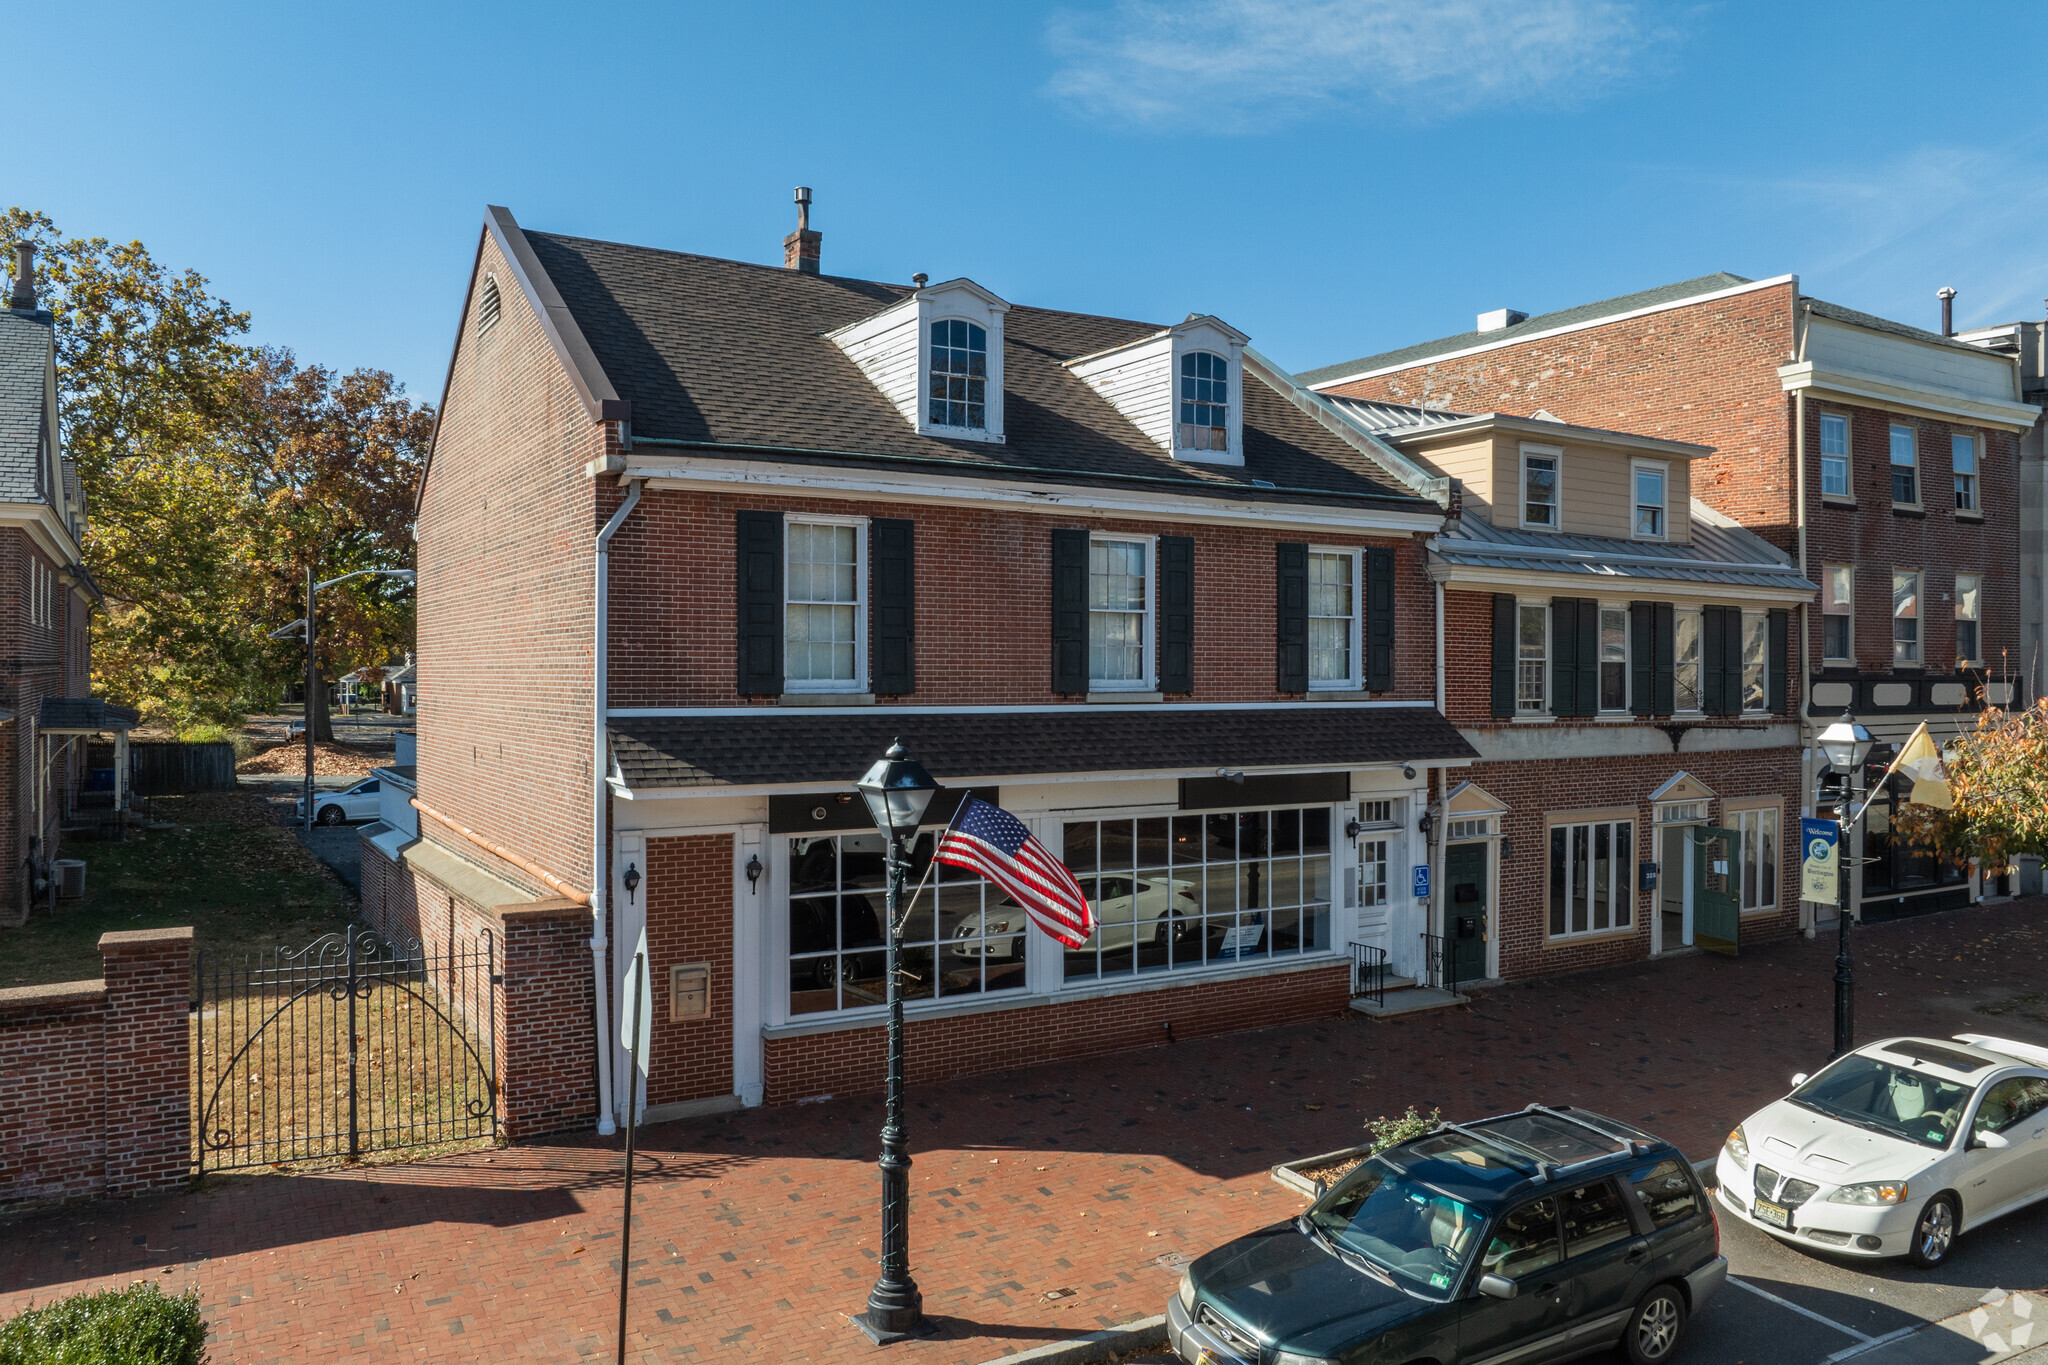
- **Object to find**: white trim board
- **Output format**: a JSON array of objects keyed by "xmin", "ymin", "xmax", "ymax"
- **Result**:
[{"xmin": 609, "ymin": 699, "xmax": 1439, "ymax": 718}]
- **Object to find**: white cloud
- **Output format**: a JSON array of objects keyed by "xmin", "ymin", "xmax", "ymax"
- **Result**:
[{"xmin": 1044, "ymin": 0, "xmax": 1663, "ymax": 129}]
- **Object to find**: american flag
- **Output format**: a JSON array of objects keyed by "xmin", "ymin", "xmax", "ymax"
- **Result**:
[{"xmin": 933, "ymin": 798, "xmax": 1096, "ymax": 948}]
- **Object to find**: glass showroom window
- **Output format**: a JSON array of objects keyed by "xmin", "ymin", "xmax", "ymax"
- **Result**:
[
  {"xmin": 1633, "ymin": 463, "xmax": 1666, "ymax": 538},
  {"xmin": 1060, "ymin": 809, "xmax": 1332, "ymax": 981},
  {"xmin": 1178, "ymin": 352, "xmax": 1229, "ymax": 452},
  {"xmin": 1955, "ymin": 573, "xmax": 1982, "ymax": 665},
  {"xmin": 1549, "ymin": 818, "xmax": 1635, "ymax": 938},
  {"xmin": 786, "ymin": 521, "xmax": 862, "ymax": 688},
  {"xmin": 1674, "ymin": 610, "xmax": 1702, "ymax": 711},
  {"xmin": 1600, "ymin": 606, "xmax": 1629, "ymax": 711},
  {"xmin": 1820, "ymin": 413, "xmax": 1850, "ymax": 497},
  {"xmin": 1089, "ymin": 538, "xmax": 1151, "ymax": 687},
  {"xmin": 1730, "ymin": 807, "xmax": 1778, "ymax": 912},
  {"xmin": 1822, "ymin": 566, "xmax": 1853, "ymax": 662},
  {"xmin": 1890, "ymin": 424, "xmax": 1918, "ymax": 505},
  {"xmin": 1741, "ymin": 611, "xmax": 1768, "ymax": 712},
  {"xmin": 786, "ymin": 832, "xmax": 1023, "ymax": 1017},
  {"xmin": 1953, "ymin": 434, "xmax": 1978, "ymax": 512},
  {"xmin": 1309, "ymin": 550, "xmax": 1358, "ymax": 687},
  {"xmin": 1893, "ymin": 570, "xmax": 1921, "ymax": 665},
  {"xmin": 928, "ymin": 319, "xmax": 987, "ymax": 429},
  {"xmin": 1522, "ymin": 451, "xmax": 1559, "ymax": 528},
  {"xmin": 1518, "ymin": 603, "xmax": 1548, "ymax": 712}
]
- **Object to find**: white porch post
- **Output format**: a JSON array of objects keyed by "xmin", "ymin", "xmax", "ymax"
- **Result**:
[{"xmin": 113, "ymin": 730, "xmax": 129, "ymax": 814}]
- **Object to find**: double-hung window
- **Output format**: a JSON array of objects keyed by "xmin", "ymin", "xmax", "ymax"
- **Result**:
[
  {"xmin": 1599, "ymin": 606, "xmax": 1628, "ymax": 711},
  {"xmin": 928, "ymin": 320, "xmax": 988, "ymax": 430},
  {"xmin": 1632, "ymin": 462, "xmax": 1667, "ymax": 539},
  {"xmin": 1820, "ymin": 413, "xmax": 1850, "ymax": 497},
  {"xmin": 1730, "ymin": 806, "xmax": 1778, "ymax": 913},
  {"xmin": 1089, "ymin": 538, "xmax": 1153, "ymax": 688},
  {"xmin": 1521, "ymin": 448, "xmax": 1560, "ymax": 529},
  {"xmin": 1307, "ymin": 549, "xmax": 1359, "ymax": 689},
  {"xmin": 1673, "ymin": 609, "xmax": 1702, "ymax": 711},
  {"xmin": 1890, "ymin": 424, "xmax": 1919, "ymax": 505},
  {"xmin": 1822, "ymin": 566, "xmax": 1853, "ymax": 663},
  {"xmin": 1178, "ymin": 352, "xmax": 1229, "ymax": 452},
  {"xmin": 1892, "ymin": 569, "xmax": 1922, "ymax": 665},
  {"xmin": 1741, "ymin": 611, "xmax": 1768, "ymax": 712},
  {"xmin": 785, "ymin": 520, "xmax": 865, "ymax": 690},
  {"xmin": 1952, "ymin": 434, "xmax": 1979, "ymax": 512},
  {"xmin": 1955, "ymin": 573, "xmax": 1982, "ymax": 665},
  {"xmin": 1548, "ymin": 816, "xmax": 1635, "ymax": 938},
  {"xmin": 1517, "ymin": 603, "xmax": 1548, "ymax": 712}
]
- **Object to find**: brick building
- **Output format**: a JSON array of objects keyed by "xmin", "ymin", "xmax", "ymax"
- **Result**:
[
  {"xmin": 367, "ymin": 204, "xmax": 1480, "ymax": 1130},
  {"xmin": 0, "ymin": 248, "xmax": 127, "ymax": 927},
  {"xmin": 1305, "ymin": 274, "xmax": 2040, "ymax": 921}
]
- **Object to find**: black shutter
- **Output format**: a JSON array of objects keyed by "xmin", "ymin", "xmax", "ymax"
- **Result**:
[
  {"xmin": 1653, "ymin": 602, "xmax": 1676, "ymax": 716},
  {"xmin": 1725, "ymin": 608, "xmax": 1748, "ymax": 714},
  {"xmin": 736, "ymin": 509, "xmax": 783, "ymax": 696},
  {"xmin": 1366, "ymin": 547, "xmax": 1395, "ymax": 692},
  {"xmin": 1572, "ymin": 599, "xmax": 1598, "ymax": 718},
  {"xmin": 1160, "ymin": 534, "xmax": 1194, "ymax": 694},
  {"xmin": 1550, "ymin": 598, "xmax": 1576, "ymax": 716},
  {"xmin": 1051, "ymin": 528, "xmax": 1089, "ymax": 694},
  {"xmin": 1276, "ymin": 542, "xmax": 1308, "ymax": 692},
  {"xmin": 871, "ymin": 518, "xmax": 914, "ymax": 695},
  {"xmin": 1630, "ymin": 602, "xmax": 1655, "ymax": 717},
  {"xmin": 1701, "ymin": 605, "xmax": 1734, "ymax": 716},
  {"xmin": 1491, "ymin": 594, "xmax": 1516, "ymax": 718},
  {"xmin": 1768, "ymin": 608, "xmax": 1789, "ymax": 715}
]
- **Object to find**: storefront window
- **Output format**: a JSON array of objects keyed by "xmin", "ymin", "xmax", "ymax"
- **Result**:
[
  {"xmin": 1061, "ymin": 808, "xmax": 1332, "ymax": 981},
  {"xmin": 786, "ymin": 832, "xmax": 1025, "ymax": 1016},
  {"xmin": 1548, "ymin": 818, "xmax": 1635, "ymax": 938}
]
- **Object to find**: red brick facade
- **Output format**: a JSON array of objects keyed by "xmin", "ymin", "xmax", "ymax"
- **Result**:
[
  {"xmin": 3, "ymin": 527, "xmax": 94, "ymax": 919},
  {"xmin": 641, "ymin": 834, "xmax": 734, "ymax": 1109}
]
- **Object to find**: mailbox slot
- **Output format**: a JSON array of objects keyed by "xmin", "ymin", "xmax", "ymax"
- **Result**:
[{"xmin": 670, "ymin": 963, "xmax": 712, "ymax": 1021}]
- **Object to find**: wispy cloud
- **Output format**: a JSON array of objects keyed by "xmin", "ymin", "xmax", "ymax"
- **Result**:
[{"xmin": 1044, "ymin": 0, "xmax": 1665, "ymax": 130}]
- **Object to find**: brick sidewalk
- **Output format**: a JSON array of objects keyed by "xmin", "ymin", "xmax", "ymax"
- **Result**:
[{"xmin": 5, "ymin": 900, "xmax": 2046, "ymax": 1363}]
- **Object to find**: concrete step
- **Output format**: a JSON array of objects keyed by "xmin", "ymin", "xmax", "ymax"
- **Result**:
[{"xmin": 1350, "ymin": 986, "xmax": 1467, "ymax": 1019}]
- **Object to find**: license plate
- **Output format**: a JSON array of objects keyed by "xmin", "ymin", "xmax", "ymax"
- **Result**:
[{"xmin": 1753, "ymin": 1197, "xmax": 1791, "ymax": 1230}]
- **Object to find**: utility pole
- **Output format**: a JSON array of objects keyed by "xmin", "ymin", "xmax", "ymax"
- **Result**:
[{"xmin": 304, "ymin": 564, "xmax": 316, "ymax": 833}]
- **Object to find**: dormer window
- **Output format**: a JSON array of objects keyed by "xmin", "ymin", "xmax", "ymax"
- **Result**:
[
  {"xmin": 927, "ymin": 320, "xmax": 988, "ymax": 430},
  {"xmin": 1178, "ymin": 352, "xmax": 1228, "ymax": 452}
]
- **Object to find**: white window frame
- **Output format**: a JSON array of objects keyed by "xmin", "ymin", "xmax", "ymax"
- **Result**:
[
  {"xmin": 1516, "ymin": 600, "xmax": 1550, "ymax": 714},
  {"xmin": 1598, "ymin": 602, "xmax": 1630, "ymax": 713},
  {"xmin": 1740, "ymin": 610, "xmax": 1769, "ymax": 714},
  {"xmin": 1819, "ymin": 412, "xmax": 1851, "ymax": 499},
  {"xmin": 1892, "ymin": 568, "xmax": 1922, "ymax": 667},
  {"xmin": 1726, "ymin": 802, "xmax": 1780, "ymax": 914},
  {"xmin": 1176, "ymin": 349, "xmax": 1231, "ymax": 455},
  {"xmin": 926, "ymin": 316, "xmax": 991, "ymax": 433},
  {"xmin": 1821, "ymin": 565, "xmax": 1854, "ymax": 664},
  {"xmin": 1088, "ymin": 533, "xmax": 1156, "ymax": 692},
  {"xmin": 783, "ymin": 516, "xmax": 868, "ymax": 694},
  {"xmin": 1520, "ymin": 444, "xmax": 1562, "ymax": 532},
  {"xmin": 1673, "ymin": 607, "xmax": 1703, "ymax": 714},
  {"xmin": 1952, "ymin": 433, "xmax": 1979, "ymax": 513},
  {"xmin": 1631, "ymin": 459, "xmax": 1669, "ymax": 541},
  {"xmin": 1307, "ymin": 546, "xmax": 1362, "ymax": 691},
  {"xmin": 1546, "ymin": 815, "xmax": 1636, "ymax": 940},
  {"xmin": 1889, "ymin": 423, "xmax": 1919, "ymax": 507},
  {"xmin": 1955, "ymin": 571, "xmax": 1983, "ymax": 667}
]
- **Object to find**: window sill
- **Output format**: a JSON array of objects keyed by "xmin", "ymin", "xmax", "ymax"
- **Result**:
[
  {"xmin": 778, "ymin": 692, "xmax": 876, "ymax": 706},
  {"xmin": 1891, "ymin": 504, "xmax": 1926, "ymax": 519},
  {"xmin": 1308, "ymin": 687, "xmax": 1369, "ymax": 700},
  {"xmin": 1820, "ymin": 496, "xmax": 1857, "ymax": 508},
  {"xmin": 1820, "ymin": 658, "xmax": 1853, "ymax": 668},
  {"xmin": 1511, "ymin": 714, "xmax": 1555, "ymax": 724},
  {"xmin": 1544, "ymin": 926, "xmax": 1640, "ymax": 950},
  {"xmin": 1518, "ymin": 523, "xmax": 1560, "ymax": 534},
  {"xmin": 1087, "ymin": 690, "xmax": 1162, "ymax": 703},
  {"xmin": 1594, "ymin": 713, "xmax": 1633, "ymax": 723},
  {"xmin": 1956, "ymin": 510, "xmax": 1985, "ymax": 522}
]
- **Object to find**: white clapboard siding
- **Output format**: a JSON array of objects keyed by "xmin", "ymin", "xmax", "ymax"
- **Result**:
[
  {"xmin": 1070, "ymin": 334, "xmax": 1174, "ymax": 451},
  {"xmin": 1807, "ymin": 317, "xmax": 2017, "ymax": 405},
  {"xmin": 830, "ymin": 298, "xmax": 923, "ymax": 429}
]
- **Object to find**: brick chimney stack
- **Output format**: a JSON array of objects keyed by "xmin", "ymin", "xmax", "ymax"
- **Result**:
[
  {"xmin": 783, "ymin": 187, "xmax": 820, "ymax": 275},
  {"xmin": 8, "ymin": 243, "xmax": 35, "ymax": 310}
]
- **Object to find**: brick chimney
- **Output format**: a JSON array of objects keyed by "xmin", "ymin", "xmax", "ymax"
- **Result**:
[
  {"xmin": 8, "ymin": 243, "xmax": 35, "ymax": 310},
  {"xmin": 783, "ymin": 187, "xmax": 820, "ymax": 275}
]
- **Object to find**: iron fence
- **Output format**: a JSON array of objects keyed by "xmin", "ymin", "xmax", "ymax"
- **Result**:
[{"xmin": 1348, "ymin": 941, "xmax": 1388, "ymax": 1009}]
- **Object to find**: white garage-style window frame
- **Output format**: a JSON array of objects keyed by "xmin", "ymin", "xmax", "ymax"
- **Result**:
[
  {"xmin": 784, "ymin": 516, "xmax": 868, "ymax": 692},
  {"xmin": 1521, "ymin": 444, "xmax": 1562, "ymax": 531},
  {"xmin": 1547, "ymin": 811, "xmax": 1637, "ymax": 940},
  {"xmin": 1089, "ymin": 534, "xmax": 1155, "ymax": 690},
  {"xmin": 1631, "ymin": 459, "xmax": 1668, "ymax": 540},
  {"xmin": 1307, "ymin": 546, "xmax": 1361, "ymax": 690}
]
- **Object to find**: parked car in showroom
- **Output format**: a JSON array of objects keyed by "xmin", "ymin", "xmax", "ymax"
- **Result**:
[
  {"xmin": 295, "ymin": 778, "xmax": 381, "ymax": 826},
  {"xmin": 1169, "ymin": 1105, "xmax": 1723, "ymax": 1365},
  {"xmin": 1717, "ymin": 1034, "xmax": 2048, "ymax": 1267}
]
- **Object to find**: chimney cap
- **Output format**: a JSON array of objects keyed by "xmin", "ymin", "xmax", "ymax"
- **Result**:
[
  {"xmin": 1477, "ymin": 307, "xmax": 1528, "ymax": 333},
  {"xmin": 8, "ymin": 242, "xmax": 35, "ymax": 311},
  {"xmin": 1937, "ymin": 286, "xmax": 1958, "ymax": 301},
  {"xmin": 911, "ymin": 272, "xmax": 929, "ymax": 289}
]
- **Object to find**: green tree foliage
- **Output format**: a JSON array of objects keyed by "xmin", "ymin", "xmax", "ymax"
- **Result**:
[{"xmin": 1, "ymin": 208, "xmax": 428, "ymax": 732}]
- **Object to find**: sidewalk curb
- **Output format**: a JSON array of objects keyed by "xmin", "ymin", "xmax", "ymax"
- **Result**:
[{"xmin": 970, "ymin": 1314, "xmax": 1167, "ymax": 1365}]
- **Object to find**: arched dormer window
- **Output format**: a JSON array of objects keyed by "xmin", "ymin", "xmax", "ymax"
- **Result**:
[
  {"xmin": 1179, "ymin": 351, "xmax": 1227, "ymax": 452},
  {"xmin": 928, "ymin": 319, "xmax": 987, "ymax": 430},
  {"xmin": 477, "ymin": 274, "xmax": 502, "ymax": 336}
]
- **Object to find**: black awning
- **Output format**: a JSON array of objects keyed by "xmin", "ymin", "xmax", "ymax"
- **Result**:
[
  {"xmin": 38, "ymin": 697, "xmax": 141, "ymax": 733},
  {"xmin": 609, "ymin": 705, "xmax": 1475, "ymax": 792}
]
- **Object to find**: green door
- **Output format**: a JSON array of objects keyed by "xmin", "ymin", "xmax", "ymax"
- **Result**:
[
  {"xmin": 1692, "ymin": 826, "xmax": 1741, "ymax": 956},
  {"xmin": 1446, "ymin": 842, "xmax": 1489, "ymax": 985}
]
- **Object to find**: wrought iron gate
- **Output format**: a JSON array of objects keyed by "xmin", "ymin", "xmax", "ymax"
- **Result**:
[{"xmin": 193, "ymin": 923, "xmax": 499, "ymax": 1171}]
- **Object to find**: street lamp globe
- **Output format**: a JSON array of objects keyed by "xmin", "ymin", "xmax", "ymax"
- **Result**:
[
  {"xmin": 1817, "ymin": 710, "xmax": 1874, "ymax": 774},
  {"xmin": 856, "ymin": 741, "xmax": 941, "ymax": 837}
]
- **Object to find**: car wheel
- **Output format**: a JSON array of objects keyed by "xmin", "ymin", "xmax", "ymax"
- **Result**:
[
  {"xmin": 812, "ymin": 958, "xmax": 838, "ymax": 991},
  {"xmin": 317, "ymin": 805, "xmax": 346, "ymax": 826},
  {"xmin": 1907, "ymin": 1193, "xmax": 1958, "ymax": 1267},
  {"xmin": 1624, "ymin": 1284, "xmax": 1686, "ymax": 1364}
]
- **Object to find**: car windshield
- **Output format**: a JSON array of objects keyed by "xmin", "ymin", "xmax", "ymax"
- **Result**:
[
  {"xmin": 1790, "ymin": 1055, "xmax": 1975, "ymax": 1149},
  {"xmin": 1309, "ymin": 1157, "xmax": 1483, "ymax": 1299}
]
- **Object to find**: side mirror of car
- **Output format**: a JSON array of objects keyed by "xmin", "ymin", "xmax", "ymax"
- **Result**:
[
  {"xmin": 1313, "ymin": 1176, "xmax": 1329, "ymax": 1198},
  {"xmin": 1974, "ymin": 1130, "xmax": 2010, "ymax": 1151},
  {"xmin": 1790, "ymin": 1073, "xmax": 1808, "ymax": 1089},
  {"xmin": 1476, "ymin": 1274, "xmax": 1517, "ymax": 1301}
]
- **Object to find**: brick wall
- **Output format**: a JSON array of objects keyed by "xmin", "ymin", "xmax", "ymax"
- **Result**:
[
  {"xmin": 642, "ymin": 834, "xmax": 734, "ymax": 1108},
  {"xmin": 763, "ymin": 962, "xmax": 1348, "ymax": 1105},
  {"xmin": 607, "ymin": 490, "xmax": 1434, "ymax": 706},
  {"xmin": 0, "ymin": 927, "xmax": 192, "ymax": 1207},
  {"xmin": 1, "ymin": 527, "xmax": 81, "ymax": 919}
]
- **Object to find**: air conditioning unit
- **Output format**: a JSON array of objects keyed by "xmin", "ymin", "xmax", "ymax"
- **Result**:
[{"xmin": 53, "ymin": 859, "xmax": 87, "ymax": 900}]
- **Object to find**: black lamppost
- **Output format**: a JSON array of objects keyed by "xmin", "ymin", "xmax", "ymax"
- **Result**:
[
  {"xmin": 852, "ymin": 741, "xmax": 941, "ymax": 1345},
  {"xmin": 1817, "ymin": 708, "xmax": 1873, "ymax": 1058}
]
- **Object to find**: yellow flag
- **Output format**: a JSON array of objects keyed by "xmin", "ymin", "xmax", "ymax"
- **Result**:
[{"xmin": 1890, "ymin": 722, "xmax": 1953, "ymax": 810}]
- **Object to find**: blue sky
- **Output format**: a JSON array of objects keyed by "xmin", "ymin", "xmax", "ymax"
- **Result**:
[{"xmin": 13, "ymin": 1, "xmax": 2047, "ymax": 403}]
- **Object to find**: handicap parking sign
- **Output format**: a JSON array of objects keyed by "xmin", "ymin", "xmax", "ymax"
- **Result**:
[{"xmin": 1412, "ymin": 865, "xmax": 1431, "ymax": 899}]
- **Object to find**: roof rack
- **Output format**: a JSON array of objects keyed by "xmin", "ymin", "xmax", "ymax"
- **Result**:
[
  {"xmin": 1434, "ymin": 1121, "xmax": 1557, "ymax": 1182},
  {"xmin": 1521, "ymin": 1104, "xmax": 1650, "ymax": 1152}
]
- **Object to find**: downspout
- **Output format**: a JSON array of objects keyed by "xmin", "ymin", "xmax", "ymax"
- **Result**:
[
  {"xmin": 1435, "ymin": 580, "xmax": 1447, "ymax": 715},
  {"xmin": 591, "ymin": 474, "xmax": 644, "ymax": 1136},
  {"xmin": 1792, "ymin": 305, "xmax": 1816, "ymax": 937}
]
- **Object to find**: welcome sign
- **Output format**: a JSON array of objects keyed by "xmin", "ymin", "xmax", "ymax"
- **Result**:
[{"xmin": 1801, "ymin": 817, "xmax": 1839, "ymax": 903}]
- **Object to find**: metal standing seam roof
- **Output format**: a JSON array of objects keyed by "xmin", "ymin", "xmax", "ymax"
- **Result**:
[{"xmin": 1435, "ymin": 503, "xmax": 1815, "ymax": 593}]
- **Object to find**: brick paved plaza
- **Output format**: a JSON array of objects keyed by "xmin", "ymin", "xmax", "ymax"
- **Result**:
[{"xmin": 4, "ymin": 901, "xmax": 2045, "ymax": 1363}]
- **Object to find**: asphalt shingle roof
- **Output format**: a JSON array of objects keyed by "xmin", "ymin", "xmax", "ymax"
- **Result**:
[
  {"xmin": 0, "ymin": 310, "xmax": 53, "ymax": 504},
  {"xmin": 522, "ymin": 232, "xmax": 1428, "ymax": 509},
  {"xmin": 608, "ymin": 706, "xmax": 1476, "ymax": 791}
]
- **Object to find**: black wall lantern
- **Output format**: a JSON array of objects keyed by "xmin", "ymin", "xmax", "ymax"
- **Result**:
[
  {"xmin": 745, "ymin": 854, "xmax": 763, "ymax": 892},
  {"xmin": 622, "ymin": 862, "xmax": 641, "ymax": 905},
  {"xmin": 1418, "ymin": 810, "xmax": 1435, "ymax": 838}
]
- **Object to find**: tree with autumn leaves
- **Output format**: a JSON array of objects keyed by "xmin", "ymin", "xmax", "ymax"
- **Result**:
[
  {"xmin": 3, "ymin": 208, "xmax": 428, "ymax": 738},
  {"xmin": 1891, "ymin": 696, "xmax": 2048, "ymax": 875}
]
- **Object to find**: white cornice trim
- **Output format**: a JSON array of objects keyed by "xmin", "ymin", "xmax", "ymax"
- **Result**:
[
  {"xmin": 1775, "ymin": 361, "xmax": 2039, "ymax": 431},
  {"xmin": 616, "ymin": 454, "xmax": 1445, "ymax": 534},
  {"xmin": 610, "ymin": 699, "xmax": 1440, "ymax": 718},
  {"xmin": 0, "ymin": 503, "xmax": 84, "ymax": 567},
  {"xmin": 1431, "ymin": 561, "xmax": 1812, "ymax": 605},
  {"xmin": 1307, "ymin": 275, "xmax": 1800, "ymax": 391}
]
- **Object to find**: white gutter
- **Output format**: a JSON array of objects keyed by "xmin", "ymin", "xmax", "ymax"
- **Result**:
[{"xmin": 591, "ymin": 475, "xmax": 644, "ymax": 1136}]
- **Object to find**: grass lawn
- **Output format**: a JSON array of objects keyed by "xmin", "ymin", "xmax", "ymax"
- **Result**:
[{"xmin": 6, "ymin": 791, "xmax": 354, "ymax": 988}]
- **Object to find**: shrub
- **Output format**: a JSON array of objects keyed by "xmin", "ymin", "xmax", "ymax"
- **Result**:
[
  {"xmin": 1364, "ymin": 1105, "xmax": 1442, "ymax": 1155},
  {"xmin": 0, "ymin": 1282, "xmax": 207, "ymax": 1365}
]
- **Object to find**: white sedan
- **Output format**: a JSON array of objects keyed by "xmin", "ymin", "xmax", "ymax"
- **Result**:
[
  {"xmin": 1715, "ymin": 1033, "xmax": 2048, "ymax": 1267},
  {"xmin": 295, "ymin": 778, "xmax": 382, "ymax": 826}
]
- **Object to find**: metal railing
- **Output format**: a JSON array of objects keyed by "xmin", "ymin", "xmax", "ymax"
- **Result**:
[
  {"xmin": 1421, "ymin": 931, "xmax": 1462, "ymax": 995},
  {"xmin": 1349, "ymin": 941, "xmax": 1388, "ymax": 1009}
]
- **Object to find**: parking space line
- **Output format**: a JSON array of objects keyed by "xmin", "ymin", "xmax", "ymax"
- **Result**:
[
  {"xmin": 1822, "ymin": 1324, "xmax": 1925, "ymax": 1363},
  {"xmin": 1729, "ymin": 1275, "xmax": 1872, "ymax": 1343}
]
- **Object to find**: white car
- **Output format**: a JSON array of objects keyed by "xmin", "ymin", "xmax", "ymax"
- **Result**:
[
  {"xmin": 296, "ymin": 778, "xmax": 382, "ymax": 826},
  {"xmin": 1715, "ymin": 1033, "xmax": 2048, "ymax": 1267}
]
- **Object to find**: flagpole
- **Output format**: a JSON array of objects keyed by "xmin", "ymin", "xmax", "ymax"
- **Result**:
[{"xmin": 894, "ymin": 797, "xmax": 969, "ymax": 935}]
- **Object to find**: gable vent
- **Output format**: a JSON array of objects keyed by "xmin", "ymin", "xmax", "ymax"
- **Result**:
[{"xmin": 477, "ymin": 274, "xmax": 502, "ymax": 335}]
